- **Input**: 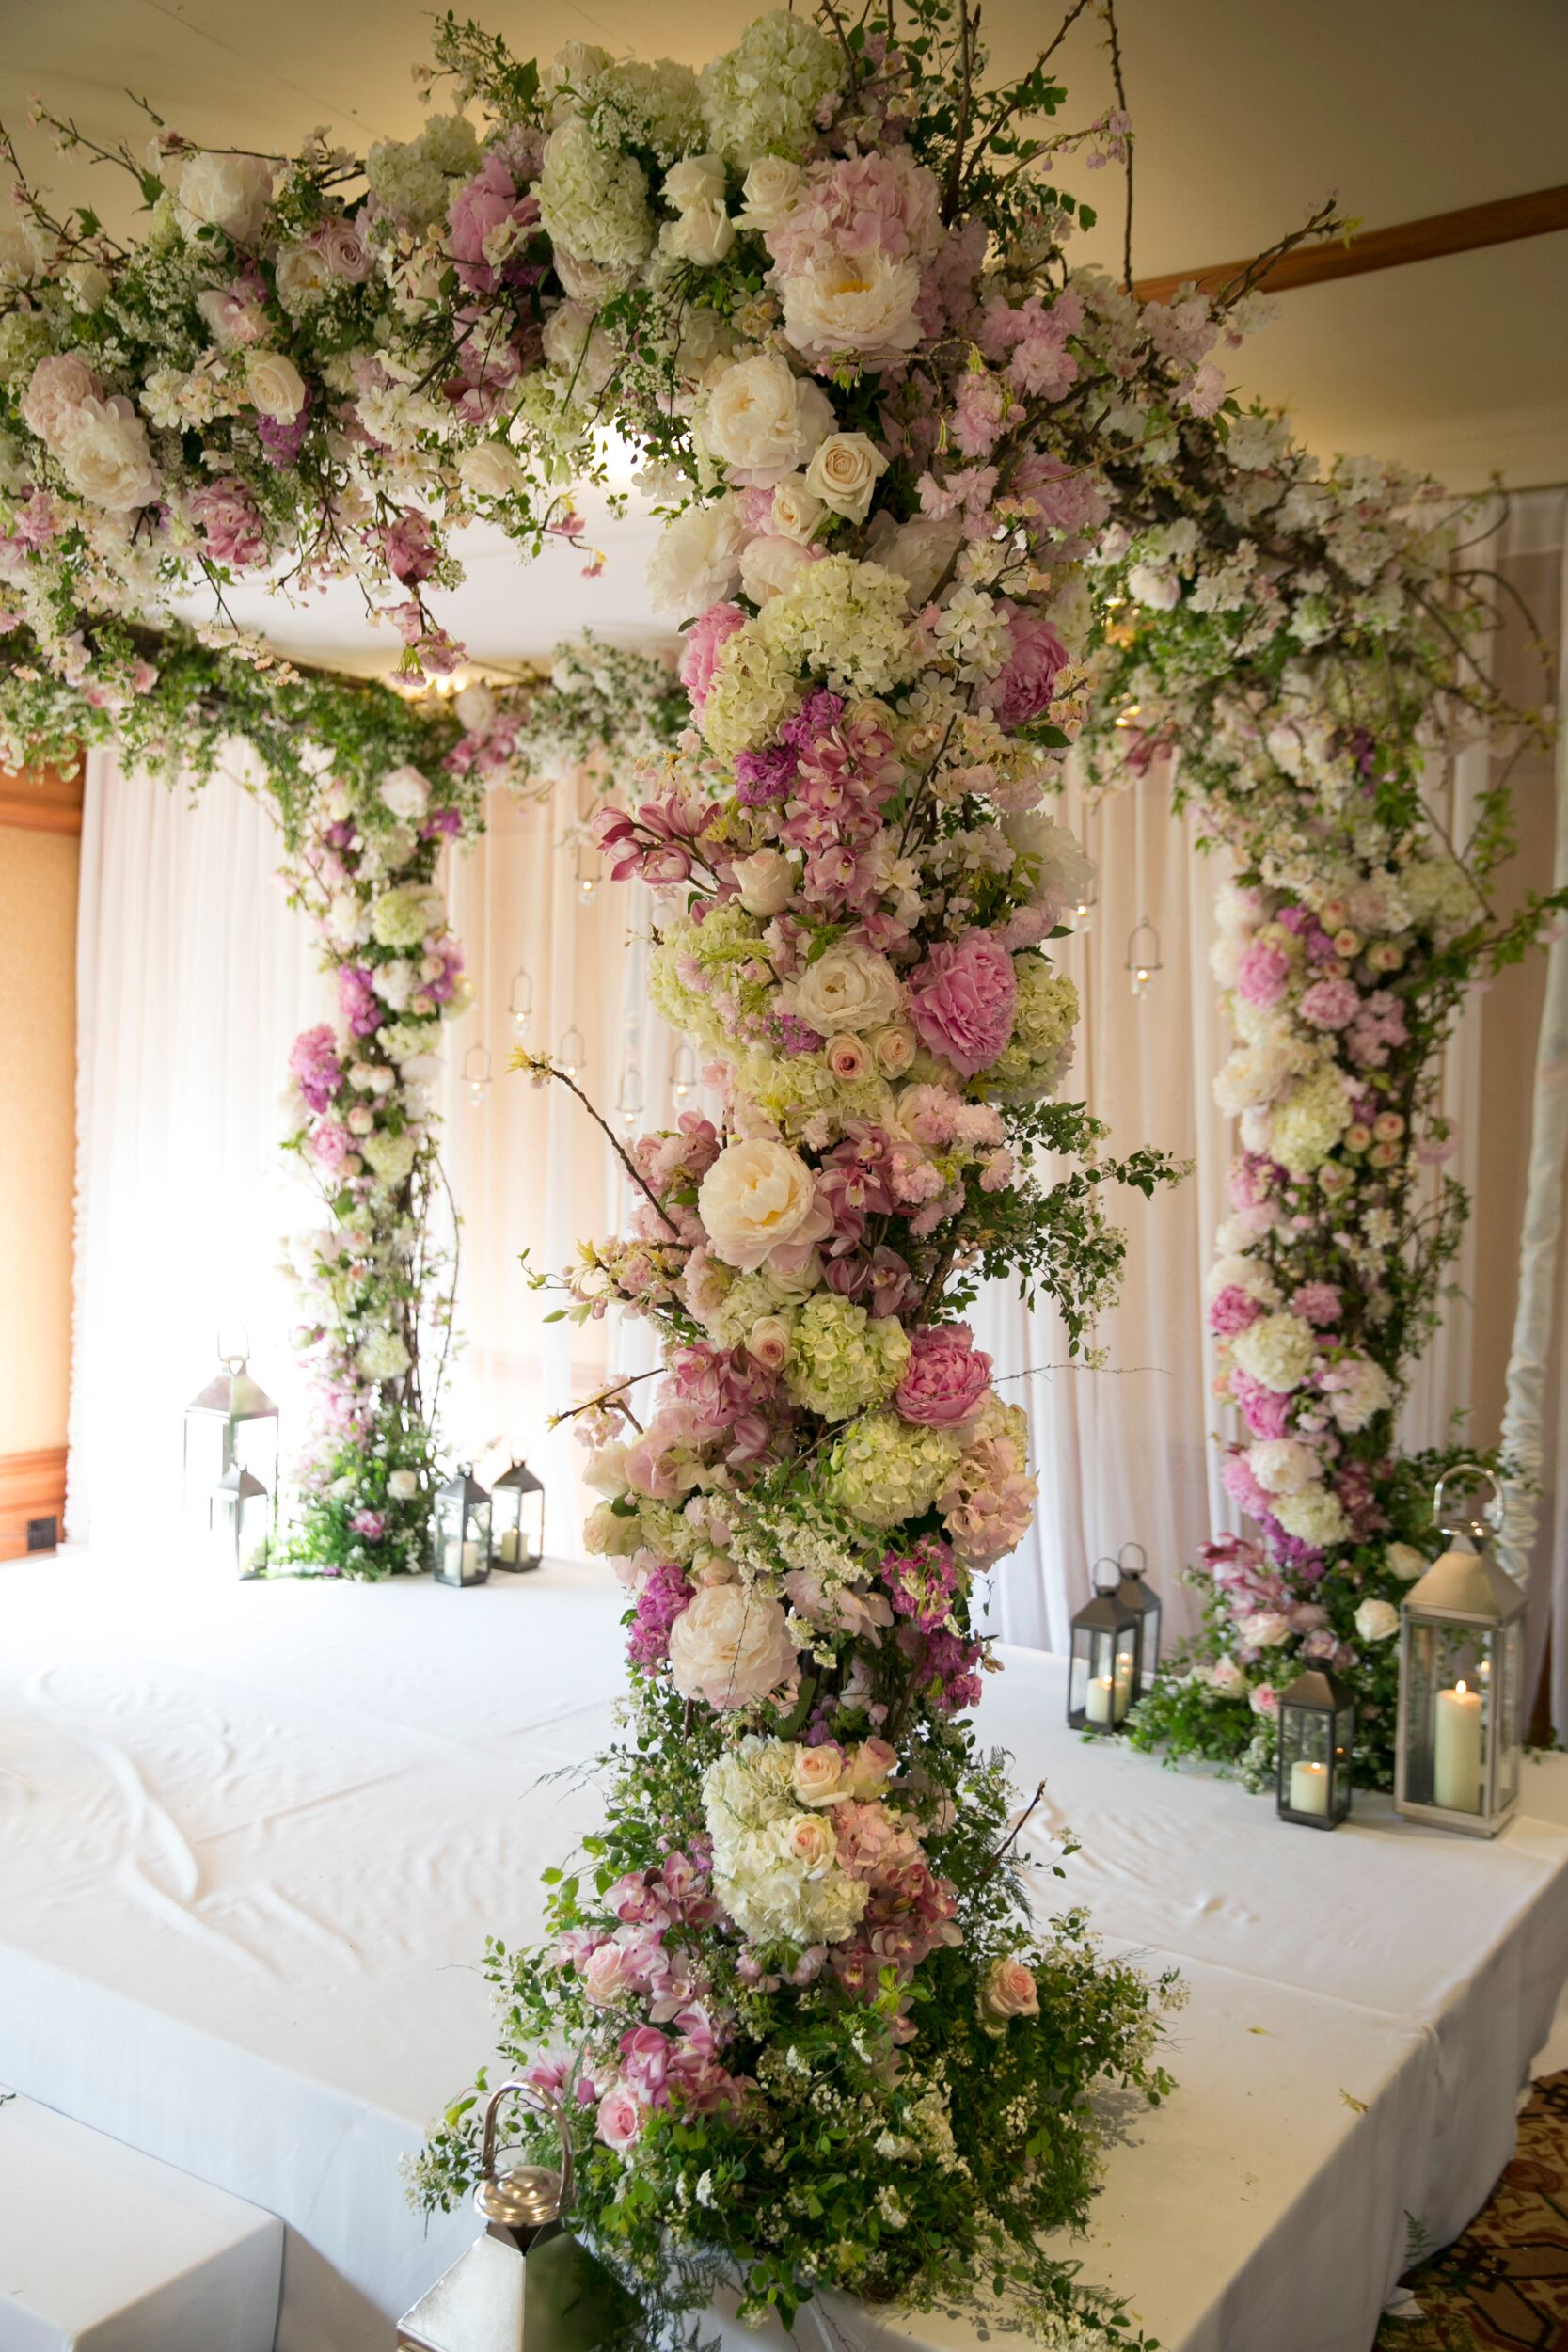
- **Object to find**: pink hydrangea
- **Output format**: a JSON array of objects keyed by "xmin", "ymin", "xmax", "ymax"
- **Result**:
[
  {"xmin": 978, "ymin": 603, "xmax": 1068, "ymax": 730},
  {"xmin": 678, "ymin": 602, "xmax": 747, "ymax": 709},
  {"xmin": 907, "ymin": 931, "xmax": 1017, "ymax": 1076},
  {"xmin": 895, "ymin": 1323, "xmax": 992, "ymax": 1427},
  {"xmin": 288, "ymin": 1023, "xmax": 343, "ymax": 1114},
  {"xmin": 1234, "ymin": 939, "xmax": 1291, "ymax": 1009}
]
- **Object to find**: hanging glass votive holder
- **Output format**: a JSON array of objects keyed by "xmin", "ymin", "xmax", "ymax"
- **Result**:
[
  {"xmin": 557, "ymin": 1026, "xmax": 586, "ymax": 1081},
  {"xmin": 463, "ymin": 1041, "xmax": 493, "ymax": 1109},
  {"xmin": 617, "ymin": 1067, "xmax": 644, "ymax": 1134},
  {"xmin": 509, "ymin": 967, "xmax": 534, "ymax": 1039},
  {"xmin": 576, "ymin": 841, "xmax": 599, "ymax": 905},
  {"xmin": 1126, "ymin": 916, "xmax": 1162, "ymax": 1000},
  {"xmin": 671, "ymin": 1042, "xmax": 697, "ymax": 1104}
]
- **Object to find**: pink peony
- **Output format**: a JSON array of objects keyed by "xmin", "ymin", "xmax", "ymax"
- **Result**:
[
  {"xmin": 1209, "ymin": 1284, "xmax": 1261, "ymax": 1337},
  {"xmin": 21, "ymin": 352, "xmax": 105, "ymax": 449},
  {"xmin": 678, "ymin": 601, "xmax": 747, "ymax": 708},
  {"xmin": 906, "ymin": 931, "xmax": 1017, "ymax": 1077},
  {"xmin": 190, "ymin": 476, "xmax": 268, "ymax": 568},
  {"xmin": 1298, "ymin": 977, "xmax": 1359, "ymax": 1031},
  {"xmin": 895, "ymin": 1323, "xmax": 992, "ymax": 1427},
  {"xmin": 978, "ymin": 603, "xmax": 1068, "ymax": 730},
  {"xmin": 1234, "ymin": 939, "xmax": 1291, "ymax": 1009},
  {"xmin": 446, "ymin": 155, "xmax": 542, "ymax": 294}
]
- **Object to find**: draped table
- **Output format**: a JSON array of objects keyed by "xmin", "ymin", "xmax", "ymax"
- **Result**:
[{"xmin": 1, "ymin": 1549, "xmax": 1564, "ymax": 2352}]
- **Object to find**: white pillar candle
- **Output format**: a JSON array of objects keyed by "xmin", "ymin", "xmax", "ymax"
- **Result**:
[
  {"xmin": 499, "ymin": 1527, "xmax": 519, "ymax": 1565},
  {"xmin": 1433, "ymin": 1681, "xmax": 1484, "ymax": 1812},
  {"xmin": 1085, "ymin": 1674, "xmax": 1115, "ymax": 1726},
  {"xmin": 443, "ymin": 1536, "xmax": 462, "ymax": 1581},
  {"xmin": 1289, "ymin": 1759, "xmax": 1329, "ymax": 1817},
  {"xmin": 1114, "ymin": 1648, "xmax": 1136, "ymax": 1709},
  {"xmin": 461, "ymin": 1539, "xmax": 481, "ymax": 1580}
]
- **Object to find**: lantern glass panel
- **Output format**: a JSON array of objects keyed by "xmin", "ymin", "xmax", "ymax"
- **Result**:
[
  {"xmin": 491, "ymin": 1464, "xmax": 545, "ymax": 1570},
  {"xmin": 1402, "ymin": 1616, "xmax": 1494, "ymax": 1817},
  {"xmin": 1116, "ymin": 1570, "xmax": 1162, "ymax": 1697},
  {"xmin": 1497, "ymin": 1619, "xmax": 1524, "ymax": 1813},
  {"xmin": 212, "ymin": 1470, "xmax": 271, "ymax": 1578}
]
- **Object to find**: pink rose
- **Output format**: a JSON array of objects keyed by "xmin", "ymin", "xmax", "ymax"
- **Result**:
[
  {"xmin": 678, "ymin": 601, "xmax": 747, "ymax": 708},
  {"xmin": 22, "ymin": 352, "xmax": 104, "ymax": 449},
  {"xmin": 895, "ymin": 1322, "xmax": 992, "ymax": 1427},
  {"xmin": 978, "ymin": 604, "xmax": 1068, "ymax": 730},
  {"xmin": 978, "ymin": 1955, "xmax": 1039, "ymax": 2024},
  {"xmin": 309, "ymin": 215, "xmax": 373, "ymax": 283},
  {"xmin": 906, "ymin": 932, "xmax": 1017, "ymax": 1077},
  {"xmin": 595, "ymin": 2084, "xmax": 646, "ymax": 2152},
  {"xmin": 1248, "ymin": 1683, "xmax": 1279, "ymax": 1717},
  {"xmin": 581, "ymin": 1939, "xmax": 633, "ymax": 2007}
]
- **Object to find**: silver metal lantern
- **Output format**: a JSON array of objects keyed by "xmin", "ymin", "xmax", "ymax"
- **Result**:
[
  {"xmin": 491, "ymin": 1460, "xmax": 545, "ymax": 1573},
  {"xmin": 212, "ymin": 1464, "xmax": 272, "ymax": 1579},
  {"xmin": 1275, "ymin": 1663, "xmax": 1354, "ymax": 1829},
  {"xmin": 1068, "ymin": 1560, "xmax": 1142, "ymax": 1732},
  {"xmin": 1395, "ymin": 1465, "xmax": 1524, "ymax": 1837},
  {"xmin": 183, "ymin": 1340, "xmax": 278, "ymax": 1544},
  {"xmin": 398, "ymin": 2083, "xmax": 638, "ymax": 2352},
  {"xmin": 433, "ymin": 1467, "xmax": 492, "ymax": 1587},
  {"xmin": 1114, "ymin": 1541, "xmax": 1162, "ymax": 1698}
]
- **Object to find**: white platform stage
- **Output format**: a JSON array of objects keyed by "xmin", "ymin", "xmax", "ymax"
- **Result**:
[{"xmin": 2, "ymin": 1549, "xmax": 1567, "ymax": 2352}]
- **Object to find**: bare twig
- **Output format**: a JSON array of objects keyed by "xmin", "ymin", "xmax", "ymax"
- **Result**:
[{"xmin": 1101, "ymin": 0, "xmax": 1133, "ymax": 291}]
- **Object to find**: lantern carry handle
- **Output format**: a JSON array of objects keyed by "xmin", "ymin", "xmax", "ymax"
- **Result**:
[
  {"xmin": 1117, "ymin": 1541, "xmax": 1148, "ymax": 1578},
  {"xmin": 216, "ymin": 1322, "xmax": 251, "ymax": 1374},
  {"xmin": 1433, "ymin": 1463, "xmax": 1503, "ymax": 1537},
  {"xmin": 480, "ymin": 2080, "xmax": 575, "ymax": 2217},
  {"xmin": 1090, "ymin": 1556, "xmax": 1121, "ymax": 1596}
]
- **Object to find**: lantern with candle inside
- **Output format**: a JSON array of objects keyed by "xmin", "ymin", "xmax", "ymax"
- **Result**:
[
  {"xmin": 211, "ymin": 1463, "xmax": 272, "ymax": 1579},
  {"xmin": 490, "ymin": 1459, "xmax": 545, "ymax": 1573},
  {"xmin": 1067, "ymin": 1561, "xmax": 1142, "ymax": 1733},
  {"xmin": 1395, "ymin": 1464, "xmax": 1524, "ymax": 1837},
  {"xmin": 182, "ymin": 1335, "xmax": 278, "ymax": 1549},
  {"xmin": 1275, "ymin": 1662, "xmax": 1354, "ymax": 1829},
  {"xmin": 1125, "ymin": 916, "xmax": 1162, "ymax": 1001},
  {"xmin": 1114, "ymin": 1541, "xmax": 1162, "ymax": 1699},
  {"xmin": 432, "ymin": 1466, "xmax": 492, "ymax": 1587}
]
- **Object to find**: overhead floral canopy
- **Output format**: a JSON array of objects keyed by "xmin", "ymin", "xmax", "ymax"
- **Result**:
[{"xmin": 1, "ymin": 0, "xmax": 1560, "ymax": 2338}]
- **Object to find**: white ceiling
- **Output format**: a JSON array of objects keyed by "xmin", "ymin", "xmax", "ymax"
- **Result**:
[{"xmin": 8, "ymin": 0, "xmax": 1566, "ymax": 666}]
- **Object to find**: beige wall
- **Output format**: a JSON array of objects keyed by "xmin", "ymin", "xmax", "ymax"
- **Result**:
[{"xmin": 0, "ymin": 818, "xmax": 78, "ymax": 1456}]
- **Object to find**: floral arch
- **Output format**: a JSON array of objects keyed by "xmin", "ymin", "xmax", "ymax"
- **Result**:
[{"xmin": 0, "ymin": 0, "xmax": 1559, "ymax": 2335}]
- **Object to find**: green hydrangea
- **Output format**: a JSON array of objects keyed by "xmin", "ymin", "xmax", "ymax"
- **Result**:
[
  {"xmin": 649, "ymin": 904, "xmax": 772, "ymax": 1050},
  {"xmin": 371, "ymin": 884, "xmax": 438, "ymax": 950},
  {"xmin": 759, "ymin": 555, "xmax": 921, "ymax": 699},
  {"xmin": 361, "ymin": 1129, "xmax": 418, "ymax": 1186},
  {"xmin": 784, "ymin": 1296, "xmax": 911, "ymax": 1422},
  {"xmin": 828, "ymin": 1411, "xmax": 964, "ymax": 1529},
  {"xmin": 699, "ymin": 11, "xmax": 845, "ymax": 165},
  {"xmin": 980, "ymin": 957, "xmax": 1079, "ymax": 1101}
]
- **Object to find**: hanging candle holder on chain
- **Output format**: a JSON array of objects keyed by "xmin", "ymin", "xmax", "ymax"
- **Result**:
[
  {"xmin": 575, "ymin": 839, "xmax": 600, "ymax": 906},
  {"xmin": 463, "ymin": 1042, "xmax": 493, "ymax": 1110},
  {"xmin": 1069, "ymin": 884, "xmax": 1098, "ymax": 933},
  {"xmin": 671, "ymin": 1041, "xmax": 697, "ymax": 1105},
  {"xmin": 1125, "ymin": 916, "xmax": 1163, "ymax": 1001},
  {"xmin": 509, "ymin": 967, "xmax": 533, "ymax": 1041},
  {"xmin": 616, "ymin": 1067, "xmax": 644, "ymax": 1136},
  {"xmin": 557, "ymin": 1026, "xmax": 586, "ymax": 1083}
]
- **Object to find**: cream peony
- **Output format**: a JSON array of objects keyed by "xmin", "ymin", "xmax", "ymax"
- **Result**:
[
  {"xmin": 739, "ymin": 532, "xmax": 815, "ymax": 606},
  {"xmin": 646, "ymin": 500, "xmax": 746, "ymax": 619},
  {"xmin": 863, "ymin": 513, "xmax": 964, "ymax": 606},
  {"xmin": 778, "ymin": 249, "xmax": 923, "ymax": 368},
  {"xmin": 803, "ymin": 431, "xmax": 888, "ymax": 522},
  {"xmin": 1246, "ymin": 1438, "xmax": 1319, "ymax": 1497},
  {"xmin": 454, "ymin": 679, "xmax": 497, "ymax": 731},
  {"xmin": 55, "ymin": 397, "xmax": 159, "ymax": 511},
  {"xmin": 177, "ymin": 151, "xmax": 274, "ymax": 245},
  {"xmin": 458, "ymin": 440, "xmax": 528, "ymax": 500},
  {"xmin": 668, "ymin": 1582, "xmax": 798, "ymax": 1708},
  {"xmin": 701, "ymin": 353, "xmax": 834, "ymax": 485},
  {"xmin": 782, "ymin": 941, "xmax": 903, "ymax": 1036},
  {"xmin": 698, "ymin": 1137, "xmax": 820, "ymax": 1270},
  {"xmin": 379, "ymin": 765, "xmax": 431, "ymax": 822},
  {"xmin": 245, "ymin": 349, "xmax": 308, "ymax": 423}
]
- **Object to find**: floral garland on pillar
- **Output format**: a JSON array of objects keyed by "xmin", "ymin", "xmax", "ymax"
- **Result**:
[{"xmin": 1082, "ymin": 437, "xmax": 1560, "ymax": 1787}]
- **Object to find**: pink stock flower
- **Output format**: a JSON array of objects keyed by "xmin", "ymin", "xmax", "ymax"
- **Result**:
[
  {"xmin": 380, "ymin": 511, "xmax": 439, "ymax": 586},
  {"xmin": 895, "ymin": 1323, "xmax": 991, "ymax": 1428},
  {"xmin": 906, "ymin": 931, "xmax": 1017, "ymax": 1076},
  {"xmin": 289, "ymin": 1023, "xmax": 343, "ymax": 1114}
]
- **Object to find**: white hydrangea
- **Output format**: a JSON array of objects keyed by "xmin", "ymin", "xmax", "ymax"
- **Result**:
[
  {"xmin": 1247, "ymin": 1438, "xmax": 1319, "ymax": 1496},
  {"xmin": 759, "ymin": 554, "xmax": 920, "ymax": 697},
  {"xmin": 979, "ymin": 958, "xmax": 1078, "ymax": 1101},
  {"xmin": 1273, "ymin": 1486, "xmax": 1352, "ymax": 1548},
  {"xmin": 699, "ymin": 12, "xmax": 846, "ymax": 167},
  {"xmin": 699, "ymin": 628, "xmax": 800, "ymax": 761},
  {"xmin": 1325, "ymin": 1354, "xmax": 1395, "ymax": 1433},
  {"xmin": 703, "ymin": 1736, "xmax": 869, "ymax": 1947},
  {"xmin": 1230, "ymin": 1311, "xmax": 1317, "ymax": 1395},
  {"xmin": 366, "ymin": 116, "xmax": 480, "ymax": 229},
  {"xmin": 1402, "ymin": 854, "xmax": 1481, "ymax": 942},
  {"xmin": 538, "ymin": 119, "xmax": 656, "ymax": 272},
  {"xmin": 1271, "ymin": 1064, "xmax": 1352, "ymax": 1177}
]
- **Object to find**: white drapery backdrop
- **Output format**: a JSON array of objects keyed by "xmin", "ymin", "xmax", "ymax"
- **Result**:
[{"xmin": 68, "ymin": 494, "xmax": 1567, "ymax": 1706}]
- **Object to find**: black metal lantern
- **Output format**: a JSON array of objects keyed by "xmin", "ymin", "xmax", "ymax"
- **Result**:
[
  {"xmin": 1275, "ymin": 1663, "xmax": 1354, "ymax": 1829},
  {"xmin": 183, "ymin": 1339, "xmax": 278, "ymax": 1545},
  {"xmin": 1114, "ymin": 1541, "xmax": 1162, "ymax": 1699},
  {"xmin": 398, "ymin": 2082, "xmax": 637, "ymax": 2352},
  {"xmin": 1395, "ymin": 1465, "xmax": 1525, "ymax": 1837},
  {"xmin": 433, "ymin": 1466, "xmax": 492, "ymax": 1586},
  {"xmin": 490, "ymin": 1459, "xmax": 545, "ymax": 1573},
  {"xmin": 211, "ymin": 1464, "xmax": 271, "ymax": 1579},
  {"xmin": 1068, "ymin": 1560, "xmax": 1142, "ymax": 1732}
]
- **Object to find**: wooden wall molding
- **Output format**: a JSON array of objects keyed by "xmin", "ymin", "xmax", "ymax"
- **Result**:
[
  {"xmin": 0, "ymin": 762, "xmax": 85, "ymax": 836},
  {"xmin": 1133, "ymin": 183, "xmax": 1568, "ymax": 308},
  {"xmin": 0, "ymin": 1446, "xmax": 68, "ymax": 1559}
]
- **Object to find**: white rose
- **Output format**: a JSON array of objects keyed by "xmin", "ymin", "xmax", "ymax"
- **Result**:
[
  {"xmin": 862, "ymin": 513, "xmax": 963, "ymax": 605},
  {"xmin": 245, "ymin": 349, "xmax": 308, "ymax": 422},
  {"xmin": 778, "ymin": 249, "xmax": 922, "ymax": 368},
  {"xmin": 783, "ymin": 941, "xmax": 903, "ymax": 1036},
  {"xmin": 458, "ymin": 440, "xmax": 528, "ymax": 500},
  {"xmin": 1386, "ymin": 1541, "xmax": 1428, "ymax": 1581},
  {"xmin": 739, "ymin": 532, "xmax": 814, "ymax": 606},
  {"xmin": 731, "ymin": 848, "xmax": 797, "ymax": 917},
  {"xmin": 868, "ymin": 1022, "xmax": 916, "ymax": 1077},
  {"xmin": 701, "ymin": 353, "xmax": 834, "ymax": 486},
  {"xmin": 583, "ymin": 1501, "xmax": 641, "ymax": 1558},
  {"xmin": 803, "ymin": 431, "xmax": 888, "ymax": 522},
  {"xmin": 178, "ymin": 151, "xmax": 274, "ymax": 245},
  {"xmin": 454, "ymin": 680, "xmax": 497, "ymax": 732},
  {"xmin": 388, "ymin": 1469, "xmax": 420, "ymax": 1501},
  {"xmin": 663, "ymin": 154, "xmax": 728, "ymax": 212},
  {"xmin": 698, "ymin": 1137, "xmax": 820, "ymax": 1271},
  {"xmin": 1205, "ymin": 1655, "xmax": 1249, "ymax": 1696},
  {"xmin": 783, "ymin": 1810, "xmax": 837, "ymax": 1869},
  {"xmin": 663, "ymin": 201, "xmax": 736, "ymax": 267},
  {"xmin": 738, "ymin": 156, "xmax": 803, "ymax": 231},
  {"xmin": 978, "ymin": 1956, "xmax": 1039, "ymax": 2024},
  {"xmin": 768, "ymin": 473, "xmax": 825, "ymax": 544},
  {"xmin": 646, "ymin": 499, "xmax": 746, "ymax": 619},
  {"xmin": 790, "ymin": 1744, "xmax": 847, "ymax": 1806},
  {"xmin": 1354, "ymin": 1598, "xmax": 1401, "ymax": 1643},
  {"xmin": 668, "ymin": 1583, "xmax": 799, "ymax": 1709},
  {"xmin": 55, "ymin": 396, "xmax": 159, "ymax": 511},
  {"xmin": 379, "ymin": 764, "xmax": 431, "ymax": 821}
]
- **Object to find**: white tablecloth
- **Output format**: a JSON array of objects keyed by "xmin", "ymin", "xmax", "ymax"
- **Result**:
[{"xmin": 1, "ymin": 1549, "xmax": 1564, "ymax": 2352}]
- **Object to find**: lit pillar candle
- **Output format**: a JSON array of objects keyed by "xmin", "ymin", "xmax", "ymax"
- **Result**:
[
  {"xmin": 1114, "ymin": 1647, "xmax": 1136, "ymax": 1711},
  {"xmin": 461, "ymin": 1539, "xmax": 481, "ymax": 1580},
  {"xmin": 1085, "ymin": 1674, "xmax": 1115, "ymax": 1727},
  {"xmin": 1289, "ymin": 1759, "xmax": 1329, "ymax": 1817},
  {"xmin": 499, "ymin": 1527, "xmax": 519, "ymax": 1565},
  {"xmin": 1434, "ymin": 1680, "xmax": 1484, "ymax": 1812}
]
